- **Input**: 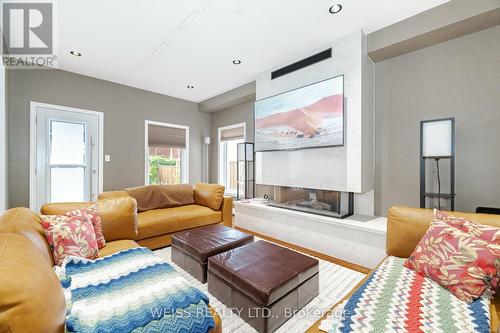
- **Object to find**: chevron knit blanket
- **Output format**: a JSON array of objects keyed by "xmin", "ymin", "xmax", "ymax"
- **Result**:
[
  {"xmin": 57, "ymin": 247, "xmax": 215, "ymax": 333},
  {"xmin": 330, "ymin": 256, "xmax": 491, "ymax": 333}
]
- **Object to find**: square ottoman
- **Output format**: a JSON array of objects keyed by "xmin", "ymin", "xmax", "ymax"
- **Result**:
[
  {"xmin": 208, "ymin": 240, "xmax": 319, "ymax": 333},
  {"xmin": 171, "ymin": 224, "xmax": 254, "ymax": 283}
]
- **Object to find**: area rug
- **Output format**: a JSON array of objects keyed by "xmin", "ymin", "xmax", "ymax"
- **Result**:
[{"xmin": 155, "ymin": 238, "xmax": 365, "ymax": 333}]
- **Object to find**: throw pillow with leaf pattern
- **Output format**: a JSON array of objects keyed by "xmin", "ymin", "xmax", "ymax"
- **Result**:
[
  {"xmin": 41, "ymin": 214, "xmax": 99, "ymax": 266},
  {"xmin": 404, "ymin": 210, "xmax": 500, "ymax": 302},
  {"xmin": 66, "ymin": 204, "xmax": 106, "ymax": 249}
]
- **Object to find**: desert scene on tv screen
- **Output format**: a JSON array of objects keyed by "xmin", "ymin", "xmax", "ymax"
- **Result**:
[{"xmin": 255, "ymin": 76, "xmax": 344, "ymax": 151}]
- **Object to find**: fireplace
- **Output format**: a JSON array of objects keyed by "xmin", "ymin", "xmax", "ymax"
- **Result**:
[{"xmin": 266, "ymin": 186, "xmax": 354, "ymax": 219}]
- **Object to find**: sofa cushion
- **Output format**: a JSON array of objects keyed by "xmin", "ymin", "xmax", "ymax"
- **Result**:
[
  {"xmin": 194, "ymin": 182, "xmax": 225, "ymax": 211},
  {"xmin": 434, "ymin": 210, "xmax": 500, "ymax": 244},
  {"xmin": 126, "ymin": 184, "xmax": 194, "ymax": 212},
  {"xmin": 387, "ymin": 205, "xmax": 500, "ymax": 258},
  {"xmin": 98, "ymin": 240, "xmax": 141, "ymax": 258},
  {"xmin": 333, "ymin": 256, "xmax": 491, "ymax": 333},
  {"xmin": 137, "ymin": 205, "xmax": 222, "ymax": 240},
  {"xmin": 66, "ymin": 204, "xmax": 106, "ymax": 249},
  {"xmin": 404, "ymin": 211, "xmax": 500, "ymax": 302},
  {"xmin": 41, "ymin": 214, "xmax": 100, "ymax": 265}
]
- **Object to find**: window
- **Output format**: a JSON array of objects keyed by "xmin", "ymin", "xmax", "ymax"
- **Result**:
[
  {"xmin": 145, "ymin": 121, "xmax": 189, "ymax": 185},
  {"xmin": 218, "ymin": 123, "xmax": 245, "ymax": 196},
  {"xmin": 49, "ymin": 120, "xmax": 87, "ymax": 202}
]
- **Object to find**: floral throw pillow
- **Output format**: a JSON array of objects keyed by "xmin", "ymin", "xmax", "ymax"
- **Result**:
[
  {"xmin": 66, "ymin": 205, "xmax": 106, "ymax": 249},
  {"xmin": 41, "ymin": 214, "xmax": 99, "ymax": 266},
  {"xmin": 434, "ymin": 210, "xmax": 500, "ymax": 247},
  {"xmin": 404, "ymin": 210, "xmax": 500, "ymax": 302}
]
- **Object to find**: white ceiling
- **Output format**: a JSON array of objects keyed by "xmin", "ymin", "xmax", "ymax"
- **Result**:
[{"xmin": 57, "ymin": 0, "xmax": 448, "ymax": 103}]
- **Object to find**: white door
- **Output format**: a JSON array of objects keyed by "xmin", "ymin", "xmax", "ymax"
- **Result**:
[{"xmin": 31, "ymin": 103, "xmax": 102, "ymax": 211}]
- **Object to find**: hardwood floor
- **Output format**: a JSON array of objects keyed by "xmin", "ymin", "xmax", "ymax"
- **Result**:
[{"xmin": 234, "ymin": 226, "xmax": 371, "ymax": 274}]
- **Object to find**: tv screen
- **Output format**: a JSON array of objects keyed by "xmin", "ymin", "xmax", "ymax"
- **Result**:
[{"xmin": 255, "ymin": 75, "xmax": 344, "ymax": 152}]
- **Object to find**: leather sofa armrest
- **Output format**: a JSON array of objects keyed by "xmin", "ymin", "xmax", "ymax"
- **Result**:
[
  {"xmin": 97, "ymin": 197, "xmax": 138, "ymax": 241},
  {"xmin": 194, "ymin": 183, "xmax": 225, "ymax": 211},
  {"xmin": 491, "ymin": 295, "xmax": 500, "ymax": 333},
  {"xmin": 41, "ymin": 202, "xmax": 93, "ymax": 215},
  {"xmin": 220, "ymin": 196, "xmax": 233, "ymax": 228},
  {"xmin": 98, "ymin": 190, "xmax": 129, "ymax": 200},
  {"xmin": 41, "ymin": 197, "xmax": 138, "ymax": 242}
]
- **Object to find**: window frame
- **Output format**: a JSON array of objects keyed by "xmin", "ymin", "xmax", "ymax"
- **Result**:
[
  {"xmin": 217, "ymin": 122, "xmax": 246, "ymax": 196},
  {"xmin": 144, "ymin": 120, "xmax": 189, "ymax": 185}
]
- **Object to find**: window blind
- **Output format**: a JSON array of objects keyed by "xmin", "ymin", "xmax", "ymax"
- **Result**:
[
  {"xmin": 147, "ymin": 124, "xmax": 187, "ymax": 149},
  {"xmin": 220, "ymin": 126, "xmax": 244, "ymax": 142}
]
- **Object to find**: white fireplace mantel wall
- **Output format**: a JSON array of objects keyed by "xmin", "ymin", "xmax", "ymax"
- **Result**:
[
  {"xmin": 255, "ymin": 31, "xmax": 375, "ymax": 215},
  {"xmin": 235, "ymin": 201, "xmax": 387, "ymax": 269}
]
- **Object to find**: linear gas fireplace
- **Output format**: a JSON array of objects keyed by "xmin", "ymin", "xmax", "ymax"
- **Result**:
[{"xmin": 266, "ymin": 186, "xmax": 354, "ymax": 219}]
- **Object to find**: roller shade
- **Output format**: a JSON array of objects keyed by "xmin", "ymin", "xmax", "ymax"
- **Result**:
[
  {"xmin": 148, "ymin": 124, "xmax": 187, "ymax": 149},
  {"xmin": 220, "ymin": 126, "xmax": 244, "ymax": 142}
]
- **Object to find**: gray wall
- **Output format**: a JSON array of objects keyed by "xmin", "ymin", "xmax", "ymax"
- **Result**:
[
  {"xmin": 209, "ymin": 101, "xmax": 254, "ymax": 183},
  {"xmin": 8, "ymin": 69, "xmax": 210, "ymax": 208},
  {"xmin": 375, "ymin": 25, "xmax": 500, "ymax": 215}
]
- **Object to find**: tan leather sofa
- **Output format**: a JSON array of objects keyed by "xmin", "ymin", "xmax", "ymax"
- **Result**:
[
  {"xmin": 308, "ymin": 206, "xmax": 500, "ymax": 333},
  {"xmin": 98, "ymin": 183, "xmax": 233, "ymax": 250},
  {"xmin": 0, "ymin": 197, "xmax": 222, "ymax": 333}
]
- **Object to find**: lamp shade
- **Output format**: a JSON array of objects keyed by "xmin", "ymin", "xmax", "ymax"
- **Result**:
[
  {"xmin": 422, "ymin": 119, "xmax": 453, "ymax": 157},
  {"xmin": 237, "ymin": 142, "xmax": 254, "ymax": 161}
]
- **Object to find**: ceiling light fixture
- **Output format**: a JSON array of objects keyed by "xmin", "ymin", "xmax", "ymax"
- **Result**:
[
  {"xmin": 70, "ymin": 50, "xmax": 82, "ymax": 57},
  {"xmin": 187, "ymin": 85, "xmax": 194, "ymax": 89},
  {"xmin": 329, "ymin": 4, "xmax": 342, "ymax": 14},
  {"xmin": 233, "ymin": 59, "xmax": 242, "ymax": 65}
]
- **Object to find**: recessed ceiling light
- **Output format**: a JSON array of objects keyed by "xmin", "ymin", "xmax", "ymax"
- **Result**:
[
  {"xmin": 187, "ymin": 85, "xmax": 194, "ymax": 89},
  {"xmin": 70, "ymin": 50, "xmax": 82, "ymax": 57},
  {"xmin": 329, "ymin": 4, "xmax": 342, "ymax": 14},
  {"xmin": 233, "ymin": 59, "xmax": 242, "ymax": 65}
]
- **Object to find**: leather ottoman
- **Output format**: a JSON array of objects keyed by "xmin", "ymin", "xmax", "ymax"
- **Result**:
[
  {"xmin": 208, "ymin": 240, "xmax": 319, "ymax": 333},
  {"xmin": 171, "ymin": 224, "xmax": 254, "ymax": 283}
]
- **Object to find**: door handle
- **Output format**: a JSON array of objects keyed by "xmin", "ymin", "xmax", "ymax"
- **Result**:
[{"xmin": 89, "ymin": 135, "xmax": 96, "ymax": 202}]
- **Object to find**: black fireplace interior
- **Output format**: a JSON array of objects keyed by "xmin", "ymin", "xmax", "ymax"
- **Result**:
[{"xmin": 266, "ymin": 186, "xmax": 354, "ymax": 219}]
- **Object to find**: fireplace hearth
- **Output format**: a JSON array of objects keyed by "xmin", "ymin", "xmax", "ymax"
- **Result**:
[{"xmin": 266, "ymin": 186, "xmax": 353, "ymax": 219}]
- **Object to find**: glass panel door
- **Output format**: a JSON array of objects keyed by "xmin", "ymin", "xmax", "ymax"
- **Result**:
[
  {"xmin": 48, "ymin": 120, "xmax": 87, "ymax": 202},
  {"xmin": 33, "ymin": 104, "xmax": 101, "ymax": 211},
  {"xmin": 50, "ymin": 167, "xmax": 85, "ymax": 202}
]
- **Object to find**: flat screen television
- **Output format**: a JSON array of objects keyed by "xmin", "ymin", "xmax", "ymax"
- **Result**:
[{"xmin": 254, "ymin": 75, "xmax": 344, "ymax": 152}]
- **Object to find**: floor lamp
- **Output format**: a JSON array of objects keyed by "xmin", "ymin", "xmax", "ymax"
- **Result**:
[
  {"xmin": 204, "ymin": 137, "xmax": 210, "ymax": 183},
  {"xmin": 420, "ymin": 118, "xmax": 455, "ymax": 210}
]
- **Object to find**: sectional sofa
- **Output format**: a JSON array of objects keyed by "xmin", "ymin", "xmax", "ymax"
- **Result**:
[{"xmin": 0, "ymin": 196, "xmax": 222, "ymax": 333}]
